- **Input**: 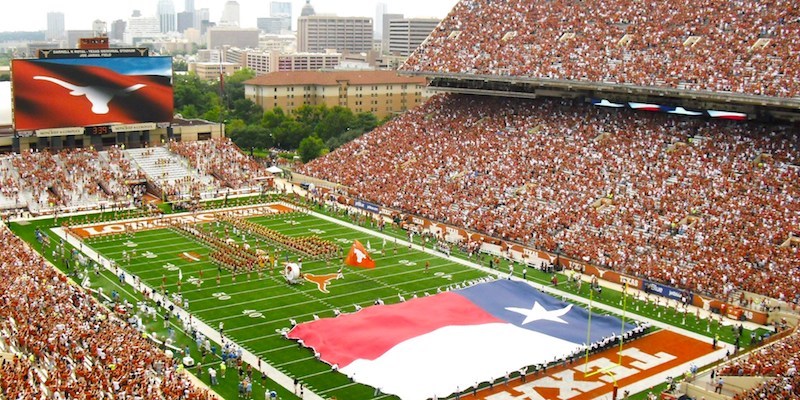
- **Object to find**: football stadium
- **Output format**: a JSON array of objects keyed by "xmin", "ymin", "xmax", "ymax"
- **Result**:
[{"xmin": 0, "ymin": 1, "xmax": 799, "ymax": 400}]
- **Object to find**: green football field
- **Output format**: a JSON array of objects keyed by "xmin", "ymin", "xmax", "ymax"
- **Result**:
[
  {"xmin": 9, "ymin": 197, "xmax": 771, "ymax": 400},
  {"xmin": 81, "ymin": 208, "xmax": 490, "ymax": 400}
]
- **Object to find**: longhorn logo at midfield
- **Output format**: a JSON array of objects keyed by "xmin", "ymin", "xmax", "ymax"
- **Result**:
[
  {"xmin": 303, "ymin": 273, "xmax": 341, "ymax": 293},
  {"xmin": 33, "ymin": 75, "xmax": 146, "ymax": 114}
]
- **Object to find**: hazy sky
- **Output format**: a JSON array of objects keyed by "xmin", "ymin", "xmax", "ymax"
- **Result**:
[{"xmin": 0, "ymin": 0, "xmax": 458, "ymax": 32}]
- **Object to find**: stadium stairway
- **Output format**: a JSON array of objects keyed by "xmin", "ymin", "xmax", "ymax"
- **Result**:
[
  {"xmin": 125, "ymin": 147, "xmax": 217, "ymax": 195},
  {"xmin": 0, "ymin": 157, "xmax": 29, "ymax": 211}
]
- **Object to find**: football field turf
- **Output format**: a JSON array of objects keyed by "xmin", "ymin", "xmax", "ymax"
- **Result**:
[
  {"xmin": 82, "ymin": 207, "xmax": 490, "ymax": 400},
  {"xmin": 10, "ymin": 197, "xmax": 771, "ymax": 400}
]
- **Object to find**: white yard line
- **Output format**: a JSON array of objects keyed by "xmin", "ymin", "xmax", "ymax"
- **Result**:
[
  {"xmin": 298, "ymin": 202, "xmax": 740, "ymax": 399},
  {"xmin": 52, "ymin": 225, "xmax": 327, "ymax": 400},
  {"xmin": 54, "ymin": 195, "xmax": 751, "ymax": 400}
]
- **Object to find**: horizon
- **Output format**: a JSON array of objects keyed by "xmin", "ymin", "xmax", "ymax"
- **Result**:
[{"xmin": 0, "ymin": 0, "xmax": 457, "ymax": 33}]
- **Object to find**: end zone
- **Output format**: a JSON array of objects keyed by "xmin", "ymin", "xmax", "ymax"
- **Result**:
[
  {"xmin": 66, "ymin": 203, "xmax": 295, "ymax": 239},
  {"xmin": 479, "ymin": 330, "xmax": 719, "ymax": 400}
]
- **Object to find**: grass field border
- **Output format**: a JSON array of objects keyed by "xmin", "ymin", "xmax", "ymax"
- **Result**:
[{"xmin": 8, "ymin": 194, "xmax": 773, "ymax": 400}]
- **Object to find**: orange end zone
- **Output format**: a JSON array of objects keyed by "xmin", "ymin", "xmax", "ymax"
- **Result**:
[
  {"xmin": 476, "ymin": 330, "xmax": 712, "ymax": 400},
  {"xmin": 67, "ymin": 203, "xmax": 295, "ymax": 239}
]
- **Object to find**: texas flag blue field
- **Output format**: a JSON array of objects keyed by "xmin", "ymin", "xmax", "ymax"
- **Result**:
[{"xmin": 289, "ymin": 280, "xmax": 636, "ymax": 400}]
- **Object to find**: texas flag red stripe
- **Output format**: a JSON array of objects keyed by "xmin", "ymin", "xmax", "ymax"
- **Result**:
[{"xmin": 287, "ymin": 292, "xmax": 501, "ymax": 366}]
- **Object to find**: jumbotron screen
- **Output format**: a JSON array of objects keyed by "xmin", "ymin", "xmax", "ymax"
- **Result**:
[{"xmin": 11, "ymin": 56, "xmax": 173, "ymax": 131}]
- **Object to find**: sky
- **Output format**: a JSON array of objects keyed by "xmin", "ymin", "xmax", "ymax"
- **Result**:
[{"xmin": 0, "ymin": 0, "xmax": 458, "ymax": 32}]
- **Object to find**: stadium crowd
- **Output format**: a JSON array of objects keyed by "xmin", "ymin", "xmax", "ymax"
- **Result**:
[
  {"xmin": 170, "ymin": 138, "xmax": 268, "ymax": 191},
  {"xmin": 403, "ymin": 0, "xmax": 800, "ymax": 97},
  {"xmin": 722, "ymin": 329, "xmax": 799, "ymax": 377},
  {"xmin": 299, "ymin": 94, "xmax": 800, "ymax": 303},
  {"xmin": 728, "ymin": 329, "xmax": 800, "ymax": 399},
  {"xmin": 1, "ymin": 147, "xmax": 146, "ymax": 213},
  {"xmin": 0, "ymin": 224, "xmax": 211, "ymax": 399}
]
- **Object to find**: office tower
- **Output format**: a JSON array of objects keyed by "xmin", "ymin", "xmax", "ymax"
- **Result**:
[
  {"xmin": 157, "ymin": 0, "xmax": 177, "ymax": 33},
  {"xmin": 46, "ymin": 12, "xmax": 65, "ymax": 41},
  {"xmin": 110, "ymin": 19, "xmax": 127, "ymax": 41},
  {"xmin": 220, "ymin": 0, "xmax": 240, "ymax": 27},
  {"xmin": 270, "ymin": 1, "xmax": 292, "ymax": 31},
  {"xmin": 374, "ymin": 3, "xmax": 387, "ymax": 39},
  {"xmin": 388, "ymin": 17, "xmax": 439, "ymax": 56},
  {"xmin": 381, "ymin": 13, "xmax": 403, "ymax": 53},
  {"xmin": 298, "ymin": 10, "xmax": 373, "ymax": 53}
]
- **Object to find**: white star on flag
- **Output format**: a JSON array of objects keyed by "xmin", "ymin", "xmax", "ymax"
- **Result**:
[{"xmin": 505, "ymin": 302, "xmax": 573, "ymax": 325}]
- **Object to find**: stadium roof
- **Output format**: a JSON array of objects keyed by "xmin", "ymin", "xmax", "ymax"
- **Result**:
[
  {"xmin": 401, "ymin": 0, "xmax": 800, "ymax": 115},
  {"xmin": 244, "ymin": 70, "xmax": 426, "ymax": 87}
]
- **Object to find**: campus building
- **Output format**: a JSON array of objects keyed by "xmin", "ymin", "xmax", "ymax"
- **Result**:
[
  {"xmin": 297, "ymin": 15, "xmax": 373, "ymax": 53},
  {"xmin": 387, "ymin": 18, "xmax": 439, "ymax": 56},
  {"xmin": 244, "ymin": 70, "xmax": 429, "ymax": 118}
]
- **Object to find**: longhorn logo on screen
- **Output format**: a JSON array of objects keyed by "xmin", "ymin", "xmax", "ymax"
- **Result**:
[{"xmin": 33, "ymin": 75, "xmax": 146, "ymax": 114}]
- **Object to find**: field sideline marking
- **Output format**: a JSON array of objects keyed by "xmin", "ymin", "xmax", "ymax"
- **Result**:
[{"xmin": 51, "ymin": 225, "xmax": 329, "ymax": 400}]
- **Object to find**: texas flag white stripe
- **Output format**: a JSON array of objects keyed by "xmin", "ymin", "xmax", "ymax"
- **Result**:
[{"xmin": 340, "ymin": 323, "xmax": 579, "ymax": 400}]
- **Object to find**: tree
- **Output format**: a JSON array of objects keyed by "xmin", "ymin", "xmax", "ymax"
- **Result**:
[
  {"xmin": 273, "ymin": 119, "xmax": 307, "ymax": 149},
  {"xmin": 173, "ymin": 59, "xmax": 188, "ymax": 72},
  {"xmin": 314, "ymin": 106, "xmax": 355, "ymax": 142},
  {"xmin": 223, "ymin": 68, "xmax": 256, "ymax": 103},
  {"xmin": 354, "ymin": 112, "xmax": 378, "ymax": 132},
  {"xmin": 293, "ymin": 104, "xmax": 327, "ymax": 131},
  {"xmin": 229, "ymin": 124, "xmax": 273, "ymax": 150},
  {"xmin": 230, "ymin": 98, "xmax": 263, "ymax": 125},
  {"xmin": 297, "ymin": 135, "xmax": 328, "ymax": 163},
  {"xmin": 262, "ymin": 107, "xmax": 288, "ymax": 129},
  {"xmin": 174, "ymin": 74, "xmax": 217, "ymax": 116},
  {"xmin": 325, "ymin": 128, "xmax": 364, "ymax": 151}
]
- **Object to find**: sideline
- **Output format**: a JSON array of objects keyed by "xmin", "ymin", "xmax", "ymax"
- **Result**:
[
  {"xmin": 53, "ymin": 188, "xmax": 745, "ymax": 400},
  {"xmin": 52, "ymin": 222, "xmax": 325, "ymax": 400},
  {"xmin": 1, "ymin": 220, "xmax": 224, "ymax": 399},
  {"xmin": 278, "ymin": 180, "xmax": 744, "ymax": 399},
  {"xmin": 302, "ymin": 206, "xmax": 735, "ymax": 396}
]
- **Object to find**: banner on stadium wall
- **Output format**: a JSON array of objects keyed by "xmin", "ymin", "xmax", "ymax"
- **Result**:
[
  {"xmin": 443, "ymin": 225, "xmax": 467, "ymax": 243},
  {"xmin": 691, "ymin": 294, "xmax": 768, "ymax": 324},
  {"xmin": 481, "ymin": 243, "xmax": 505, "ymax": 257},
  {"xmin": 614, "ymin": 273, "xmax": 644, "ymax": 290},
  {"xmin": 354, "ymin": 199, "xmax": 380, "ymax": 213},
  {"xmin": 644, "ymin": 280, "xmax": 690, "ymax": 302},
  {"xmin": 410, "ymin": 216, "xmax": 432, "ymax": 228},
  {"xmin": 556, "ymin": 258, "xmax": 643, "ymax": 289}
]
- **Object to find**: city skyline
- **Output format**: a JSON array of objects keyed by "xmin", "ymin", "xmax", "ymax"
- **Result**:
[{"xmin": 0, "ymin": 0, "xmax": 456, "ymax": 33}]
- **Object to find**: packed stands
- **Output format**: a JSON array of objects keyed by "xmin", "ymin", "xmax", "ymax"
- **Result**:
[
  {"xmin": 169, "ymin": 138, "xmax": 269, "ymax": 192},
  {"xmin": 727, "ymin": 328, "xmax": 800, "ymax": 399},
  {"xmin": 103, "ymin": 146, "xmax": 147, "ymax": 199},
  {"xmin": 722, "ymin": 329, "xmax": 799, "ymax": 377},
  {"xmin": 2, "ymin": 147, "xmax": 147, "ymax": 214},
  {"xmin": 0, "ymin": 224, "xmax": 211, "ymax": 399},
  {"xmin": 0, "ymin": 156, "xmax": 23, "ymax": 210},
  {"xmin": 403, "ymin": 0, "xmax": 800, "ymax": 98},
  {"xmin": 298, "ymin": 94, "xmax": 800, "ymax": 303},
  {"xmin": 0, "ymin": 142, "xmax": 269, "ymax": 214}
]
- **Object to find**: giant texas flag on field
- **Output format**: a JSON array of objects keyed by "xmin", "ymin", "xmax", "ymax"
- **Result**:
[
  {"xmin": 344, "ymin": 240, "xmax": 375, "ymax": 268},
  {"xmin": 289, "ymin": 280, "xmax": 636, "ymax": 400}
]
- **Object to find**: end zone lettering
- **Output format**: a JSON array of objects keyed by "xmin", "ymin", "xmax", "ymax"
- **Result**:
[{"xmin": 71, "ymin": 204, "xmax": 288, "ymax": 238}]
